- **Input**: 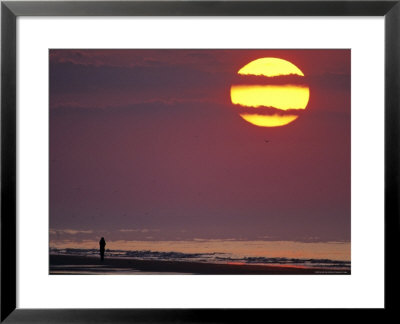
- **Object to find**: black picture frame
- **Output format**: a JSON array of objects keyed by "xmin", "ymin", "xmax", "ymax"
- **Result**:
[{"xmin": 1, "ymin": 0, "xmax": 399, "ymax": 322}]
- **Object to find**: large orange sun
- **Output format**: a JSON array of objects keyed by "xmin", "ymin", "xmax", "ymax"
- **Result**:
[{"xmin": 230, "ymin": 57, "xmax": 310, "ymax": 127}]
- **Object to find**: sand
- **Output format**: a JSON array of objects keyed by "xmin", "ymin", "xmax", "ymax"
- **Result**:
[{"xmin": 49, "ymin": 254, "xmax": 350, "ymax": 275}]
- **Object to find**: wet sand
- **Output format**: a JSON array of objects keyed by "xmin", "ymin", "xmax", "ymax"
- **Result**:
[{"xmin": 50, "ymin": 255, "xmax": 350, "ymax": 275}]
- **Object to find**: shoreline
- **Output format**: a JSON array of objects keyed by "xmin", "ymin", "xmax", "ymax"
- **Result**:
[{"xmin": 50, "ymin": 254, "xmax": 350, "ymax": 275}]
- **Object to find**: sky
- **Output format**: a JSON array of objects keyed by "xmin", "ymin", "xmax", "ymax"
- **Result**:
[{"xmin": 49, "ymin": 49, "xmax": 350, "ymax": 244}]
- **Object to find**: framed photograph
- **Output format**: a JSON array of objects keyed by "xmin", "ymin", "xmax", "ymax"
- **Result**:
[{"xmin": 1, "ymin": 0, "xmax": 399, "ymax": 322}]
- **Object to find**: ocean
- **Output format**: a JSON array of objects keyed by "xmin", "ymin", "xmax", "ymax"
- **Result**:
[{"xmin": 50, "ymin": 239, "xmax": 350, "ymax": 271}]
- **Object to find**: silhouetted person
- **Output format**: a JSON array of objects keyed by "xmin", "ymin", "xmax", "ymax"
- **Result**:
[{"xmin": 99, "ymin": 237, "xmax": 106, "ymax": 261}]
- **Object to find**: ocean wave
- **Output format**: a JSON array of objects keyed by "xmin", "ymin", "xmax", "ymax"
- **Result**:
[{"xmin": 49, "ymin": 248, "xmax": 350, "ymax": 269}]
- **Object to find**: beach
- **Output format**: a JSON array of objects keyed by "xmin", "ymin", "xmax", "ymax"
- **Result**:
[{"xmin": 50, "ymin": 254, "xmax": 350, "ymax": 275}]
